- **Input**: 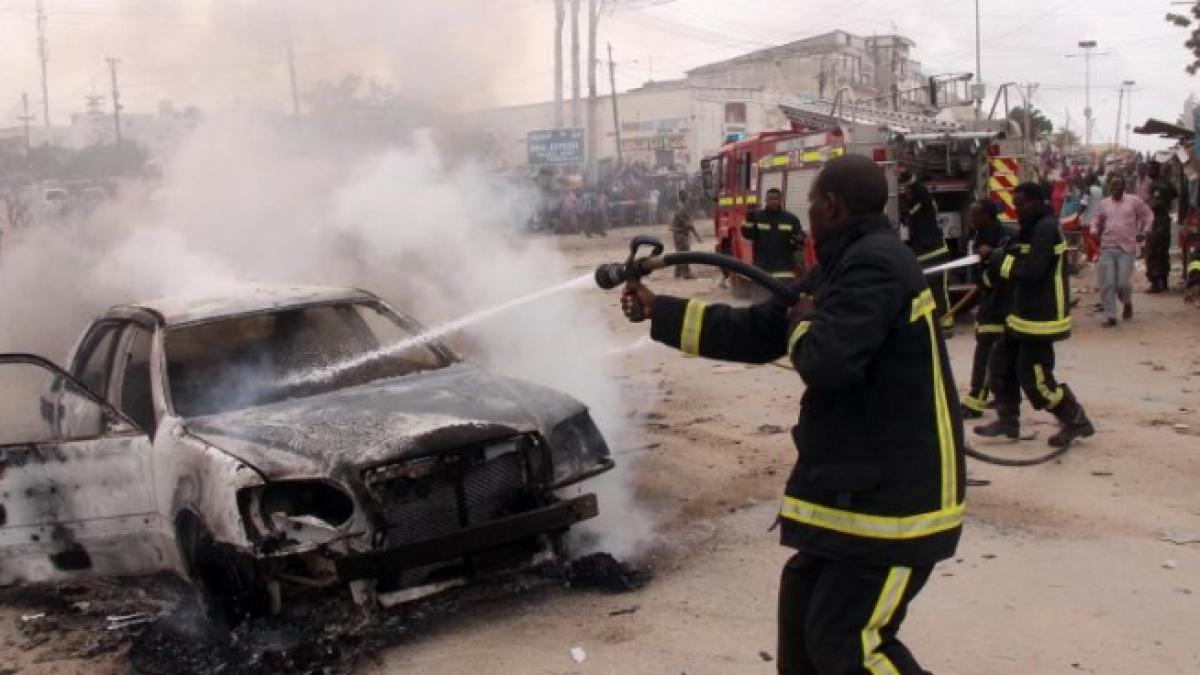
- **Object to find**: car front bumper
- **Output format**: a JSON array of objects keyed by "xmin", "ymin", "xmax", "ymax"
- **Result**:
[{"xmin": 334, "ymin": 493, "xmax": 598, "ymax": 581}]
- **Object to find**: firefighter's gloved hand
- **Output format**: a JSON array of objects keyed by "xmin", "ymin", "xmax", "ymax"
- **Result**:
[{"xmin": 621, "ymin": 281, "xmax": 656, "ymax": 322}]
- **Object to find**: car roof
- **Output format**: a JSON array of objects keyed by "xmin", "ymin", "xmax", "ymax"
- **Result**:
[{"xmin": 114, "ymin": 284, "xmax": 379, "ymax": 326}]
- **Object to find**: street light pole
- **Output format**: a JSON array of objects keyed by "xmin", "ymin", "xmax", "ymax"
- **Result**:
[
  {"xmin": 1078, "ymin": 40, "xmax": 1096, "ymax": 148},
  {"xmin": 1123, "ymin": 80, "xmax": 1136, "ymax": 149},
  {"xmin": 975, "ymin": 0, "xmax": 982, "ymax": 119}
]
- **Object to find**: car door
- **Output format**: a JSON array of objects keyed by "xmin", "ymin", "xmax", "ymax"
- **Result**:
[{"xmin": 0, "ymin": 354, "xmax": 166, "ymax": 585}]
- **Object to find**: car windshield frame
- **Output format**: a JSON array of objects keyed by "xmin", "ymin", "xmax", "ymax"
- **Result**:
[{"xmin": 159, "ymin": 299, "xmax": 458, "ymax": 418}]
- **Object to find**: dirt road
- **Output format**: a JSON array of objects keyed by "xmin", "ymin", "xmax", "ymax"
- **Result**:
[{"xmin": 3, "ymin": 223, "xmax": 1198, "ymax": 674}]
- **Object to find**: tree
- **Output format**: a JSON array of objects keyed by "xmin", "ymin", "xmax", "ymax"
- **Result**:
[
  {"xmin": 1165, "ymin": 3, "xmax": 1200, "ymax": 74},
  {"xmin": 1007, "ymin": 105, "xmax": 1054, "ymax": 140}
]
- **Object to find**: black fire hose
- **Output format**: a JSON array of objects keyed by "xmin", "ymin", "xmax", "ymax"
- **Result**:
[{"xmin": 595, "ymin": 235, "xmax": 1073, "ymax": 468}]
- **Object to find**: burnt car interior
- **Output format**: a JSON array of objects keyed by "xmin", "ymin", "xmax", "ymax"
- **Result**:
[{"xmin": 166, "ymin": 303, "xmax": 449, "ymax": 417}]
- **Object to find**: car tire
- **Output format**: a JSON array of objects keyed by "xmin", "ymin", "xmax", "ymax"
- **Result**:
[{"xmin": 175, "ymin": 513, "xmax": 265, "ymax": 630}]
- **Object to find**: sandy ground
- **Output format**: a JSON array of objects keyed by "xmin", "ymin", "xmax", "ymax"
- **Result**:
[{"xmin": 3, "ymin": 222, "xmax": 1199, "ymax": 674}]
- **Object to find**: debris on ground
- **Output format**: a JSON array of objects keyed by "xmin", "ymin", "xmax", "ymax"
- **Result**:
[
  {"xmin": 1162, "ymin": 559, "xmax": 1178, "ymax": 570},
  {"xmin": 759, "ymin": 650, "xmax": 774, "ymax": 662},
  {"xmin": 757, "ymin": 424, "xmax": 786, "ymax": 434},
  {"xmin": 1159, "ymin": 530, "xmax": 1200, "ymax": 545},
  {"xmin": 566, "ymin": 553, "xmax": 651, "ymax": 592},
  {"xmin": 570, "ymin": 646, "xmax": 587, "ymax": 663},
  {"xmin": 608, "ymin": 605, "xmax": 640, "ymax": 616}
]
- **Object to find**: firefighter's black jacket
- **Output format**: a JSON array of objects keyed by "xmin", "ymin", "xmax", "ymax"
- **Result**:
[
  {"xmin": 973, "ymin": 222, "xmax": 1014, "ymax": 333},
  {"xmin": 998, "ymin": 207, "xmax": 1071, "ymax": 341},
  {"xmin": 902, "ymin": 182, "xmax": 948, "ymax": 262},
  {"xmin": 650, "ymin": 213, "xmax": 965, "ymax": 567},
  {"xmin": 742, "ymin": 207, "xmax": 803, "ymax": 277}
]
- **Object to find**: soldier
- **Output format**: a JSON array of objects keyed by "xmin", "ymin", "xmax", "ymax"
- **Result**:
[
  {"xmin": 1144, "ymin": 162, "xmax": 1178, "ymax": 294},
  {"xmin": 669, "ymin": 190, "xmax": 703, "ymax": 279}
]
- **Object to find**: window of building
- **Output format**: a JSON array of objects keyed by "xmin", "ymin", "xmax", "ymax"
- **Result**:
[{"xmin": 724, "ymin": 102, "xmax": 746, "ymax": 125}]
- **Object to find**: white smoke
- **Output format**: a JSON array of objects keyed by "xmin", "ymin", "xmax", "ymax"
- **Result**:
[{"xmin": 0, "ymin": 112, "xmax": 653, "ymax": 559}]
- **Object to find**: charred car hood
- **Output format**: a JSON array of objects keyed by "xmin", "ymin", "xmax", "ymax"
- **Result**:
[{"xmin": 186, "ymin": 364, "xmax": 585, "ymax": 478}]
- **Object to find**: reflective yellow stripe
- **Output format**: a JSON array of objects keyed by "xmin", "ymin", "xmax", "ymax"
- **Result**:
[
  {"xmin": 1054, "ymin": 251, "xmax": 1066, "ymax": 320},
  {"xmin": 745, "ymin": 195, "xmax": 758, "ymax": 205},
  {"xmin": 961, "ymin": 394, "xmax": 988, "ymax": 412},
  {"xmin": 862, "ymin": 567, "xmax": 911, "ymax": 675},
  {"xmin": 770, "ymin": 155, "xmax": 790, "ymax": 166},
  {"xmin": 1189, "ymin": 260, "xmax": 1200, "ymax": 274},
  {"xmin": 787, "ymin": 321, "xmax": 810, "ymax": 354},
  {"xmin": 778, "ymin": 224, "xmax": 794, "ymax": 232},
  {"xmin": 1033, "ymin": 364, "xmax": 1065, "ymax": 409},
  {"xmin": 1006, "ymin": 314, "xmax": 1071, "ymax": 336},
  {"xmin": 802, "ymin": 150, "xmax": 822, "ymax": 163},
  {"xmin": 981, "ymin": 270, "xmax": 993, "ymax": 289},
  {"xmin": 680, "ymin": 300, "xmax": 707, "ymax": 356},
  {"xmin": 780, "ymin": 497, "xmax": 964, "ymax": 540},
  {"xmin": 975, "ymin": 323, "xmax": 1005, "ymax": 334},
  {"xmin": 829, "ymin": 147, "xmax": 845, "ymax": 157},
  {"xmin": 734, "ymin": 196, "xmax": 744, "ymax": 205},
  {"xmin": 772, "ymin": 270, "xmax": 796, "ymax": 278},
  {"xmin": 718, "ymin": 197, "xmax": 734, "ymax": 206},
  {"xmin": 999, "ymin": 254, "xmax": 1015, "ymax": 279},
  {"xmin": 910, "ymin": 289, "xmax": 935, "ymax": 322},
  {"xmin": 1016, "ymin": 241, "xmax": 1067, "ymax": 255},
  {"xmin": 757, "ymin": 223, "xmax": 771, "ymax": 231},
  {"xmin": 924, "ymin": 311, "xmax": 957, "ymax": 508},
  {"xmin": 917, "ymin": 244, "xmax": 949, "ymax": 262},
  {"xmin": 909, "ymin": 203, "xmax": 922, "ymax": 215}
]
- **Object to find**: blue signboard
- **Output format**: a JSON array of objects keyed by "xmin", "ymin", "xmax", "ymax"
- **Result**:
[{"xmin": 528, "ymin": 128, "xmax": 586, "ymax": 166}]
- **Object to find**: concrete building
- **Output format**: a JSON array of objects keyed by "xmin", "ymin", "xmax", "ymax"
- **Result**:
[{"xmin": 461, "ymin": 29, "xmax": 951, "ymax": 173}]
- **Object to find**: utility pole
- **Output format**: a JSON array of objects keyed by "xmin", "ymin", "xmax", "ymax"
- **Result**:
[
  {"xmin": 586, "ymin": 0, "xmax": 599, "ymax": 182},
  {"xmin": 107, "ymin": 57, "xmax": 123, "ymax": 175},
  {"xmin": 1114, "ymin": 83, "xmax": 1126, "ymax": 151},
  {"xmin": 570, "ymin": 0, "xmax": 581, "ymax": 128},
  {"xmin": 974, "ymin": 0, "xmax": 982, "ymax": 118},
  {"xmin": 608, "ymin": 42, "xmax": 622, "ymax": 166},
  {"xmin": 1020, "ymin": 82, "xmax": 1037, "ymax": 157},
  {"xmin": 1123, "ymin": 80, "xmax": 1136, "ymax": 149},
  {"xmin": 36, "ymin": 0, "xmax": 50, "ymax": 127},
  {"xmin": 285, "ymin": 32, "xmax": 301, "ymax": 116},
  {"xmin": 19, "ymin": 93, "xmax": 34, "ymax": 156},
  {"xmin": 554, "ymin": 0, "xmax": 565, "ymax": 128}
]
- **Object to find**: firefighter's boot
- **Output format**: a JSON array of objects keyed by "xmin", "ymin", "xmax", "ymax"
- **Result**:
[
  {"xmin": 1047, "ymin": 386, "xmax": 1095, "ymax": 448},
  {"xmin": 974, "ymin": 408, "xmax": 1020, "ymax": 440}
]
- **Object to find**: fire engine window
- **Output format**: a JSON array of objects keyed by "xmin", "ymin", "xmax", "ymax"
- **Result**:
[
  {"xmin": 740, "ymin": 152, "xmax": 752, "ymax": 191},
  {"xmin": 725, "ymin": 103, "xmax": 746, "ymax": 125}
]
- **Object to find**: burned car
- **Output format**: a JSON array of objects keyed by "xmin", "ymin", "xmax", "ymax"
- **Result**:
[{"xmin": 0, "ymin": 286, "xmax": 612, "ymax": 621}]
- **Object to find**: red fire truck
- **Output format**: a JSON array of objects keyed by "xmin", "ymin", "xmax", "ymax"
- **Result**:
[{"xmin": 700, "ymin": 96, "xmax": 1031, "ymax": 298}]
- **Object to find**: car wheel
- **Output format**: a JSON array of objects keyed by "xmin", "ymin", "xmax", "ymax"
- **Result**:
[{"xmin": 176, "ymin": 513, "xmax": 265, "ymax": 630}]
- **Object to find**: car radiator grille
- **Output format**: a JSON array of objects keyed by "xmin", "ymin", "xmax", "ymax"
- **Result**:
[{"xmin": 366, "ymin": 439, "xmax": 540, "ymax": 550}]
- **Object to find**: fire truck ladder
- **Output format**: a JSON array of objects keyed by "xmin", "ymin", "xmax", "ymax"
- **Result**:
[{"xmin": 696, "ymin": 89, "xmax": 965, "ymax": 135}]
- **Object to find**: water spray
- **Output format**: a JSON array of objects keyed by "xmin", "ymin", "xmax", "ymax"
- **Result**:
[{"xmin": 283, "ymin": 274, "xmax": 594, "ymax": 388}]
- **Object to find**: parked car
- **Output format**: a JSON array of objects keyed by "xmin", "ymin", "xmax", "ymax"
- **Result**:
[{"xmin": 0, "ymin": 285, "xmax": 613, "ymax": 623}]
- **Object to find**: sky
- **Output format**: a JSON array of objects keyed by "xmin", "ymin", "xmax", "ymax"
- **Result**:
[{"xmin": 0, "ymin": 0, "xmax": 1196, "ymax": 151}]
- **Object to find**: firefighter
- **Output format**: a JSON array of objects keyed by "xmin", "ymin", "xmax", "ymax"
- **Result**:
[
  {"xmin": 621, "ymin": 155, "xmax": 964, "ymax": 675},
  {"xmin": 1144, "ymin": 161, "xmax": 1177, "ymax": 294},
  {"xmin": 960, "ymin": 199, "xmax": 1013, "ymax": 419},
  {"xmin": 742, "ymin": 188, "xmax": 804, "ymax": 297},
  {"xmin": 670, "ymin": 190, "xmax": 703, "ymax": 279},
  {"xmin": 899, "ymin": 170, "xmax": 954, "ymax": 335},
  {"xmin": 976, "ymin": 183, "xmax": 1095, "ymax": 447}
]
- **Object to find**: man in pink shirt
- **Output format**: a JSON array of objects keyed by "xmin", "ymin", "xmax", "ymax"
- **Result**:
[{"xmin": 1093, "ymin": 175, "xmax": 1153, "ymax": 326}]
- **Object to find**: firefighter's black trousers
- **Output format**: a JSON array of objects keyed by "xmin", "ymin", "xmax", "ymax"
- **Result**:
[
  {"xmin": 777, "ymin": 553, "xmax": 934, "ymax": 675},
  {"xmin": 989, "ymin": 334, "xmax": 1064, "ymax": 415},
  {"xmin": 963, "ymin": 331, "xmax": 1002, "ymax": 412}
]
